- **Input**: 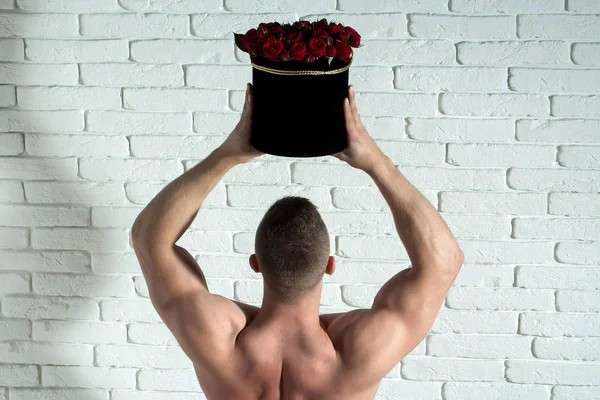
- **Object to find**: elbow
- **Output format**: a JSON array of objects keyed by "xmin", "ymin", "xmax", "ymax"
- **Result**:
[{"xmin": 131, "ymin": 215, "xmax": 147, "ymax": 245}]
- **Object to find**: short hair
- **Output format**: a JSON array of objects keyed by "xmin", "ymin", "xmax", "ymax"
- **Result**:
[{"xmin": 255, "ymin": 196, "xmax": 330, "ymax": 304}]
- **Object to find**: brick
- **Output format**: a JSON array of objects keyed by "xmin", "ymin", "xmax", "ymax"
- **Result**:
[
  {"xmin": 432, "ymin": 310, "xmax": 518, "ymax": 334},
  {"xmin": 428, "ymin": 334, "xmax": 533, "ymax": 359},
  {"xmin": 552, "ymin": 95, "xmax": 600, "ymax": 117},
  {"xmin": 96, "ymin": 344, "xmax": 193, "ymax": 368},
  {"xmin": 0, "ymin": 272, "xmax": 29, "ymax": 294},
  {"xmin": 91, "ymin": 206, "xmax": 142, "ymax": 229},
  {"xmin": 0, "ymin": 181, "xmax": 24, "ymax": 203},
  {"xmin": 457, "ymin": 40, "xmax": 568, "ymax": 66},
  {"xmin": 440, "ymin": 192, "xmax": 545, "ymax": 215},
  {"xmin": 447, "ymin": 143, "xmax": 555, "ymax": 167},
  {"xmin": 186, "ymin": 208, "xmax": 263, "ymax": 231},
  {"xmin": 121, "ymin": 0, "xmax": 219, "ymax": 12},
  {"xmin": 506, "ymin": 360, "xmax": 600, "ymax": 384},
  {"xmin": 553, "ymin": 386, "xmax": 600, "ymax": 400},
  {"xmin": 447, "ymin": 287, "xmax": 554, "ymax": 311},
  {"xmin": 131, "ymin": 39, "xmax": 232, "ymax": 63},
  {"xmin": 549, "ymin": 193, "xmax": 600, "ymax": 216},
  {"xmin": 138, "ymin": 368, "xmax": 200, "ymax": 390},
  {"xmin": 410, "ymin": 15, "xmax": 514, "ymax": 39},
  {"xmin": 18, "ymin": 86, "xmax": 121, "ymax": 110},
  {"xmin": 0, "ymin": 0, "xmax": 13, "ymax": 8},
  {"xmin": 87, "ymin": 111, "xmax": 192, "ymax": 135},
  {"xmin": 340, "ymin": 284, "xmax": 379, "ymax": 307},
  {"xmin": 42, "ymin": 366, "xmax": 135, "ymax": 389},
  {"xmin": 92, "ymin": 252, "xmax": 140, "ymax": 274},
  {"xmin": 128, "ymin": 322, "xmax": 177, "ymax": 345},
  {"xmin": 310, "ymin": 14, "xmax": 411, "ymax": 39},
  {"xmin": 453, "ymin": 264, "xmax": 515, "ymax": 287},
  {"xmin": 2, "ymin": 296, "xmax": 98, "ymax": 319},
  {"xmin": 33, "ymin": 273, "xmax": 134, "ymax": 297},
  {"xmin": 32, "ymin": 228, "xmax": 129, "ymax": 251},
  {"xmin": 0, "ymin": 227, "xmax": 28, "ymax": 249},
  {"xmin": 458, "ymin": 240, "xmax": 554, "ymax": 264},
  {"xmin": 226, "ymin": 184, "xmax": 332, "ymax": 209},
  {"xmin": 26, "ymin": 134, "xmax": 129, "ymax": 157},
  {"xmin": 186, "ymin": 64, "xmax": 250, "ymax": 88},
  {"xmin": 557, "ymin": 290, "xmax": 600, "ymax": 312},
  {"xmin": 558, "ymin": 145, "xmax": 600, "ymax": 168},
  {"xmin": 111, "ymin": 390, "xmax": 198, "ymax": 400},
  {"xmin": 0, "ymin": 13, "xmax": 78, "ymax": 37},
  {"xmin": 510, "ymin": 68, "xmax": 600, "ymax": 93},
  {"xmin": 126, "ymin": 181, "xmax": 225, "ymax": 206},
  {"xmin": 337, "ymin": 235, "xmax": 409, "ymax": 260},
  {"xmin": 352, "ymin": 92, "xmax": 437, "ymax": 116},
  {"xmin": 101, "ymin": 299, "xmax": 160, "ymax": 322},
  {"xmin": 518, "ymin": 15, "xmax": 600, "ymax": 39},
  {"xmin": 0, "ymin": 63, "xmax": 77, "ymax": 85},
  {"xmin": 513, "ymin": 217, "xmax": 600, "ymax": 240},
  {"xmin": 26, "ymin": 39, "xmax": 128, "ymax": 63},
  {"xmin": 33, "ymin": 320, "xmax": 125, "ymax": 345},
  {"xmin": 572, "ymin": 43, "xmax": 600, "ymax": 66},
  {"xmin": 332, "ymin": 187, "xmax": 436, "ymax": 210},
  {"xmin": 0, "ymin": 205, "xmax": 88, "ymax": 227},
  {"xmin": 440, "ymin": 93, "xmax": 549, "ymax": 117},
  {"xmin": 375, "ymin": 140, "xmax": 445, "ymax": 165},
  {"xmin": 443, "ymin": 382, "xmax": 550, "ymax": 400},
  {"xmin": 442, "ymin": 214, "xmax": 510, "ymax": 239},
  {"xmin": 191, "ymin": 12, "xmax": 296, "ymax": 38},
  {"xmin": 516, "ymin": 266, "xmax": 600, "ymax": 289},
  {"xmin": 406, "ymin": 118, "xmax": 515, "ymax": 143},
  {"xmin": 0, "ymin": 341, "xmax": 92, "ymax": 365},
  {"xmin": 516, "ymin": 119, "xmax": 600, "ymax": 143},
  {"xmin": 0, "ymin": 39, "xmax": 22, "ymax": 61},
  {"xmin": 123, "ymin": 88, "xmax": 222, "ymax": 112},
  {"xmin": 519, "ymin": 312, "xmax": 600, "ymax": 337},
  {"xmin": 0, "ymin": 251, "xmax": 89, "ymax": 273},
  {"xmin": 0, "ymin": 110, "xmax": 84, "ymax": 132},
  {"xmin": 339, "ymin": 0, "xmax": 447, "ymax": 11},
  {"xmin": 508, "ymin": 168, "xmax": 600, "ymax": 192},
  {"xmin": 556, "ymin": 242, "xmax": 600, "ymax": 265},
  {"xmin": 185, "ymin": 160, "xmax": 289, "ymax": 184},
  {"xmin": 0, "ymin": 84, "xmax": 15, "ymax": 106},
  {"xmin": 0, "ymin": 365, "xmax": 38, "ymax": 386},
  {"xmin": 357, "ymin": 39, "xmax": 454, "ymax": 65},
  {"xmin": 451, "ymin": 0, "xmax": 564, "ymax": 12},
  {"xmin": 402, "ymin": 357, "xmax": 503, "ymax": 381},
  {"xmin": 193, "ymin": 111, "xmax": 245, "ymax": 134},
  {"xmin": 567, "ymin": 0, "xmax": 600, "ymax": 11},
  {"xmin": 81, "ymin": 63, "xmax": 183, "ymax": 87},
  {"xmin": 400, "ymin": 166, "xmax": 505, "ymax": 191},
  {"xmin": 394, "ymin": 66, "xmax": 507, "ymax": 91},
  {"xmin": 130, "ymin": 135, "xmax": 223, "ymax": 158},
  {"xmin": 292, "ymin": 163, "xmax": 372, "ymax": 187},
  {"xmin": 17, "ymin": 0, "xmax": 119, "ymax": 11},
  {"xmin": 0, "ymin": 157, "xmax": 77, "ymax": 180},
  {"xmin": 79, "ymin": 158, "xmax": 183, "ymax": 181},
  {"xmin": 80, "ymin": 13, "xmax": 188, "ymax": 38},
  {"xmin": 10, "ymin": 389, "xmax": 108, "ymax": 399},
  {"xmin": 0, "ymin": 133, "xmax": 23, "ymax": 155},
  {"xmin": 25, "ymin": 182, "xmax": 125, "ymax": 205},
  {"xmin": 344, "ymin": 115, "xmax": 406, "ymax": 141}
]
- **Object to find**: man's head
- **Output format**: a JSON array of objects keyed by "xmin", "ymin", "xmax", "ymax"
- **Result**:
[{"xmin": 250, "ymin": 196, "xmax": 334, "ymax": 304}]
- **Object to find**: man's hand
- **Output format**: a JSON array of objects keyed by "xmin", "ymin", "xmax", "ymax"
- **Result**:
[{"xmin": 217, "ymin": 83, "xmax": 264, "ymax": 164}]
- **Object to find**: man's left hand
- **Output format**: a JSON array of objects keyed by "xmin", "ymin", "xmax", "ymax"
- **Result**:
[{"xmin": 217, "ymin": 83, "xmax": 264, "ymax": 164}]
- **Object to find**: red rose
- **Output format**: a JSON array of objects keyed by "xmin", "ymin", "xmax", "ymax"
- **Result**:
[
  {"xmin": 266, "ymin": 22, "xmax": 283, "ymax": 36},
  {"xmin": 305, "ymin": 54, "xmax": 316, "ymax": 63},
  {"xmin": 280, "ymin": 50, "xmax": 291, "ymax": 61},
  {"xmin": 327, "ymin": 22, "xmax": 344, "ymax": 36},
  {"xmin": 315, "ymin": 18, "xmax": 328, "ymax": 29},
  {"xmin": 257, "ymin": 23, "xmax": 270, "ymax": 44},
  {"xmin": 344, "ymin": 26, "xmax": 361, "ymax": 47},
  {"xmin": 242, "ymin": 29, "xmax": 257, "ymax": 52},
  {"xmin": 335, "ymin": 41, "xmax": 352, "ymax": 62},
  {"xmin": 336, "ymin": 30, "xmax": 348, "ymax": 42},
  {"xmin": 262, "ymin": 36, "xmax": 284, "ymax": 60},
  {"xmin": 284, "ymin": 31, "xmax": 303, "ymax": 44},
  {"xmin": 289, "ymin": 41, "xmax": 307, "ymax": 61},
  {"xmin": 307, "ymin": 36, "xmax": 326, "ymax": 57},
  {"xmin": 326, "ymin": 45, "xmax": 337, "ymax": 57}
]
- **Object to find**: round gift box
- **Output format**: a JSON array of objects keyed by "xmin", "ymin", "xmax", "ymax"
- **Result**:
[{"xmin": 250, "ymin": 56, "xmax": 352, "ymax": 158}]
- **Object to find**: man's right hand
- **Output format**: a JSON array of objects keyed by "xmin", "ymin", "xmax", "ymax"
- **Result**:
[{"xmin": 332, "ymin": 85, "xmax": 389, "ymax": 174}]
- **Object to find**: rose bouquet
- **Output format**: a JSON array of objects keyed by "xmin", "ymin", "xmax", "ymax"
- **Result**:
[{"xmin": 234, "ymin": 19, "xmax": 362, "ymax": 157}]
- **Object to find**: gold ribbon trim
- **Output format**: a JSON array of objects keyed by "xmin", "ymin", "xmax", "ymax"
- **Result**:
[{"xmin": 250, "ymin": 58, "xmax": 352, "ymax": 75}]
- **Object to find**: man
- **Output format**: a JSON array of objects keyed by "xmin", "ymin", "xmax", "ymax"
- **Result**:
[{"xmin": 131, "ymin": 83, "xmax": 464, "ymax": 399}]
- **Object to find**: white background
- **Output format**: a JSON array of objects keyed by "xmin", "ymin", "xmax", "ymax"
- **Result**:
[{"xmin": 1, "ymin": 0, "xmax": 600, "ymax": 399}]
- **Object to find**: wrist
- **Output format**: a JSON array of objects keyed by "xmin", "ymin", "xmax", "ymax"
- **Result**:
[{"xmin": 365, "ymin": 155, "xmax": 395, "ymax": 178}]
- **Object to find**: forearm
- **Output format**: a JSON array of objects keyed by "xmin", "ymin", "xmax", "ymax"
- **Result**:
[
  {"xmin": 368, "ymin": 157, "xmax": 463, "ymax": 270},
  {"xmin": 132, "ymin": 147, "xmax": 238, "ymax": 246}
]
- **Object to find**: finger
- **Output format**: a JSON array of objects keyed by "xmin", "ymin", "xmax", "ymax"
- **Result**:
[
  {"xmin": 343, "ymin": 97, "xmax": 356, "ymax": 133},
  {"xmin": 349, "ymin": 85, "xmax": 365, "ymax": 130}
]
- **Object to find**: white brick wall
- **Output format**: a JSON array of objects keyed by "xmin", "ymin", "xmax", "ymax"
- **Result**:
[{"xmin": 0, "ymin": 0, "xmax": 599, "ymax": 398}]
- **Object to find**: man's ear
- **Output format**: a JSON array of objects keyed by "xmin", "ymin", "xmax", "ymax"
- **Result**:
[
  {"xmin": 249, "ymin": 254, "xmax": 260, "ymax": 273},
  {"xmin": 325, "ymin": 256, "xmax": 335, "ymax": 275}
]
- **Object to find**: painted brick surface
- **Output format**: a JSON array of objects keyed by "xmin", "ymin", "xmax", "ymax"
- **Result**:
[{"xmin": 0, "ymin": 1, "xmax": 598, "ymax": 398}]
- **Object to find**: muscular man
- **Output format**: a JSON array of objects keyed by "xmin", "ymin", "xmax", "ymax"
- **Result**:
[{"xmin": 131, "ymin": 83, "xmax": 464, "ymax": 399}]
